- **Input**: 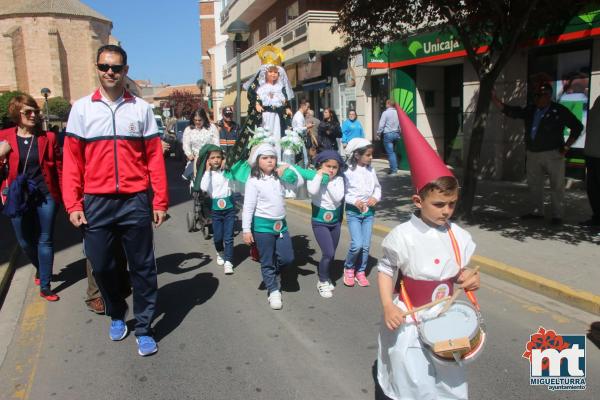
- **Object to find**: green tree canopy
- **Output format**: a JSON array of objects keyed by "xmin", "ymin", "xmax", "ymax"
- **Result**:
[{"xmin": 47, "ymin": 97, "xmax": 72, "ymax": 121}]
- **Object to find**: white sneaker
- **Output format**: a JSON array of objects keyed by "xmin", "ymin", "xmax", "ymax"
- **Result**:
[
  {"xmin": 317, "ymin": 281, "xmax": 333, "ymax": 298},
  {"xmin": 328, "ymin": 281, "xmax": 335, "ymax": 291},
  {"xmin": 224, "ymin": 261, "xmax": 234, "ymax": 275},
  {"xmin": 268, "ymin": 290, "xmax": 283, "ymax": 310},
  {"xmin": 216, "ymin": 252, "xmax": 225, "ymax": 266}
]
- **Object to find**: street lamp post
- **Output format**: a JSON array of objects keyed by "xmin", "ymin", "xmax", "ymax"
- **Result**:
[
  {"xmin": 227, "ymin": 20, "xmax": 250, "ymax": 125},
  {"xmin": 196, "ymin": 78, "xmax": 207, "ymax": 110},
  {"xmin": 40, "ymin": 87, "xmax": 51, "ymax": 131}
]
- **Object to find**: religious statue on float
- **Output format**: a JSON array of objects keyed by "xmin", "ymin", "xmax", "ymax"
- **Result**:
[{"xmin": 243, "ymin": 45, "xmax": 294, "ymax": 160}]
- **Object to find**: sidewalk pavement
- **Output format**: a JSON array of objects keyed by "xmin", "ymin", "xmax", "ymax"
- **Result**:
[
  {"xmin": 0, "ymin": 217, "xmax": 18, "ymax": 307},
  {"xmin": 287, "ymin": 159, "xmax": 600, "ymax": 315}
]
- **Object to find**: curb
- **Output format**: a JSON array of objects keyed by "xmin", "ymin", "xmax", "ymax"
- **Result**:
[
  {"xmin": 0, "ymin": 246, "xmax": 20, "ymax": 306},
  {"xmin": 286, "ymin": 199, "xmax": 600, "ymax": 315}
]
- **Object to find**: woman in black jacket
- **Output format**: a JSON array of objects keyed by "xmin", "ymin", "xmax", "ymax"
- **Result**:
[{"xmin": 317, "ymin": 108, "xmax": 342, "ymax": 152}]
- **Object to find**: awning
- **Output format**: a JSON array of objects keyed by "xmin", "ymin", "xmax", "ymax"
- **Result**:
[
  {"xmin": 301, "ymin": 79, "xmax": 329, "ymax": 91},
  {"xmin": 221, "ymin": 89, "xmax": 250, "ymax": 115}
]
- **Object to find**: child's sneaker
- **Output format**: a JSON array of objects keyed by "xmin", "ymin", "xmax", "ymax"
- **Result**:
[
  {"xmin": 317, "ymin": 281, "xmax": 333, "ymax": 298},
  {"xmin": 268, "ymin": 290, "xmax": 282, "ymax": 310},
  {"xmin": 216, "ymin": 252, "xmax": 225, "ymax": 266},
  {"xmin": 355, "ymin": 272, "xmax": 370, "ymax": 287},
  {"xmin": 343, "ymin": 268, "xmax": 355, "ymax": 287},
  {"xmin": 224, "ymin": 261, "xmax": 234, "ymax": 275}
]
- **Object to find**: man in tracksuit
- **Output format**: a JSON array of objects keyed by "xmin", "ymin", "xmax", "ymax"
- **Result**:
[{"xmin": 63, "ymin": 45, "xmax": 168, "ymax": 356}]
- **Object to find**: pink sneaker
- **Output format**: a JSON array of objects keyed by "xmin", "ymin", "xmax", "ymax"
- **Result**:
[
  {"xmin": 343, "ymin": 269, "xmax": 355, "ymax": 287},
  {"xmin": 355, "ymin": 272, "xmax": 370, "ymax": 287}
]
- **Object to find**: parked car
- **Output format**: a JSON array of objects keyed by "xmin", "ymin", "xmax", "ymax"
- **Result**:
[
  {"xmin": 155, "ymin": 115, "xmax": 165, "ymax": 137},
  {"xmin": 166, "ymin": 119, "xmax": 189, "ymax": 162}
]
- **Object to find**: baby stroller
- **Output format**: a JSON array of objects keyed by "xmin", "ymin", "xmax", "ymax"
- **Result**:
[
  {"xmin": 185, "ymin": 160, "xmax": 212, "ymax": 239},
  {"xmin": 187, "ymin": 188, "xmax": 211, "ymax": 239}
]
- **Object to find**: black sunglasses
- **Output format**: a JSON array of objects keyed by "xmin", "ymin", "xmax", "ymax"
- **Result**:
[{"xmin": 97, "ymin": 63, "xmax": 125, "ymax": 73}]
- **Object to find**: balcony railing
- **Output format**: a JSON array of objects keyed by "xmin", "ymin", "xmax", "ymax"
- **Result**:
[{"xmin": 222, "ymin": 10, "xmax": 339, "ymax": 78}]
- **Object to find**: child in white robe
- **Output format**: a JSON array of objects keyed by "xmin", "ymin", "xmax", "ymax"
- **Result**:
[{"xmin": 376, "ymin": 105, "xmax": 481, "ymax": 400}]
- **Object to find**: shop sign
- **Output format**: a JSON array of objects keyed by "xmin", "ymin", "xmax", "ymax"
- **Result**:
[{"xmin": 365, "ymin": 7, "xmax": 600, "ymax": 69}]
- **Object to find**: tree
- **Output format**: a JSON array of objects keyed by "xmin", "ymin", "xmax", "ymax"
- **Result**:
[
  {"xmin": 166, "ymin": 90, "xmax": 203, "ymax": 119},
  {"xmin": 0, "ymin": 90, "xmax": 26, "ymax": 128},
  {"xmin": 334, "ymin": 0, "xmax": 592, "ymax": 215},
  {"xmin": 47, "ymin": 97, "xmax": 71, "ymax": 121}
]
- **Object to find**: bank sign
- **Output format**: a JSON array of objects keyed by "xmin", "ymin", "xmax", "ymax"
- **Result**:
[
  {"xmin": 366, "ymin": 8, "xmax": 600, "ymax": 69},
  {"xmin": 365, "ymin": 29, "xmax": 481, "ymax": 69}
]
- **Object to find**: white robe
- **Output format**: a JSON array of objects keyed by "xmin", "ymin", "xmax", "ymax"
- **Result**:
[
  {"xmin": 257, "ymin": 81, "xmax": 287, "ymax": 159},
  {"xmin": 376, "ymin": 214, "xmax": 476, "ymax": 400}
]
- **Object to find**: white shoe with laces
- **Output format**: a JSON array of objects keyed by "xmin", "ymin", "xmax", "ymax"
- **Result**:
[
  {"xmin": 317, "ymin": 281, "xmax": 333, "ymax": 298},
  {"xmin": 268, "ymin": 290, "xmax": 283, "ymax": 310},
  {"xmin": 216, "ymin": 252, "xmax": 225, "ymax": 266},
  {"xmin": 224, "ymin": 261, "xmax": 234, "ymax": 275}
]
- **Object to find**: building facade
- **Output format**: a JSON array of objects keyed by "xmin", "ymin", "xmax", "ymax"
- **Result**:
[
  {"xmin": 219, "ymin": 0, "xmax": 346, "ymax": 123},
  {"xmin": 0, "ymin": 0, "xmax": 112, "ymax": 102},
  {"xmin": 199, "ymin": 0, "xmax": 229, "ymax": 120}
]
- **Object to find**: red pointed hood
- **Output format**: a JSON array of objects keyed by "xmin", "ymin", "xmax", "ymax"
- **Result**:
[{"xmin": 395, "ymin": 105, "xmax": 454, "ymax": 193}]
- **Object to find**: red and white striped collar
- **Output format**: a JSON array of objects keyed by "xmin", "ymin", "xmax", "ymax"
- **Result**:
[{"xmin": 91, "ymin": 88, "xmax": 134, "ymax": 102}]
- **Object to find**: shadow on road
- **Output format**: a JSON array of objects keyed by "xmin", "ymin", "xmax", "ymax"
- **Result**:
[
  {"xmin": 156, "ymin": 252, "xmax": 211, "ymax": 275},
  {"xmin": 280, "ymin": 235, "xmax": 316, "ymax": 292},
  {"xmin": 153, "ymin": 272, "xmax": 219, "ymax": 341},
  {"xmin": 52, "ymin": 257, "xmax": 86, "ymax": 294}
]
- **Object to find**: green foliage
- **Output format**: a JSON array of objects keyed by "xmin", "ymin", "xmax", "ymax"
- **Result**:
[
  {"xmin": 153, "ymin": 107, "xmax": 163, "ymax": 116},
  {"xmin": 47, "ymin": 97, "xmax": 71, "ymax": 121},
  {"xmin": 0, "ymin": 90, "xmax": 26, "ymax": 128}
]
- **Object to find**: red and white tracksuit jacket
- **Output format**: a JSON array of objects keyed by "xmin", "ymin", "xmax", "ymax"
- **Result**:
[{"xmin": 62, "ymin": 89, "xmax": 168, "ymax": 213}]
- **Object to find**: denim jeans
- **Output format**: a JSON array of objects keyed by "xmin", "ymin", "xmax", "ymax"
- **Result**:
[
  {"xmin": 254, "ymin": 231, "xmax": 294, "ymax": 294},
  {"xmin": 211, "ymin": 207, "xmax": 236, "ymax": 262},
  {"xmin": 344, "ymin": 211, "xmax": 374, "ymax": 273},
  {"xmin": 383, "ymin": 131, "xmax": 400, "ymax": 173},
  {"xmin": 10, "ymin": 195, "xmax": 57, "ymax": 290}
]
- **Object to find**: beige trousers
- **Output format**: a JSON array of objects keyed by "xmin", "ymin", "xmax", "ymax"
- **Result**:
[{"xmin": 526, "ymin": 150, "xmax": 565, "ymax": 218}]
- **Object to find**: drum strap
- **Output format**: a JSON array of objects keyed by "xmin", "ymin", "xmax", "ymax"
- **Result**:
[
  {"xmin": 398, "ymin": 225, "xmax": 480, "ymax": 321},
  {"xmin": 446, "ymin": 225, "xmax": 480, "ymax": 311}
]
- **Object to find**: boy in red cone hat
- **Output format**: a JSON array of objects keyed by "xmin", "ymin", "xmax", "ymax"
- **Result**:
[{"xmin": 376, "ymin": 106, "xmax": 481, "ymax": 400}]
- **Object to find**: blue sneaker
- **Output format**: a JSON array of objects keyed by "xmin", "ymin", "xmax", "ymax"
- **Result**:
[
  {"xmin": 109, "ymin": 307, "xmax": 129, "ymax": 341},
  {"xmin": 109, "ymin": 319, "xmax": 128, "ymax": 341},
  {"xmin": 136, "ymin": 336, "xmax": 158, "ymax": 356}
]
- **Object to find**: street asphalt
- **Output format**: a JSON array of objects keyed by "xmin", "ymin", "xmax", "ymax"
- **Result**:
[{"xmin": 0, "ymin": 158, "xmax": 598, "ymax": 400}]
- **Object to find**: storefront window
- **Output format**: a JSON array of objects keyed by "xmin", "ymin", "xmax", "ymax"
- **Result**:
[{"xmin": 529, "ymin": 43, "xmax": 591, "ymax": 152}]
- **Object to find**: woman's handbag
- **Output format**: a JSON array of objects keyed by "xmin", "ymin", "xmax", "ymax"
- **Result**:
[{"xmin": 2, "ymin": 137, "xmax": 41, "ymax": 218}]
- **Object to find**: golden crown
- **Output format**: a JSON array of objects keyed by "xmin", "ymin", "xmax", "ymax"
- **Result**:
[{"xmin": 257, "ymin": 45, "xmax": 284, "ymax": 66}]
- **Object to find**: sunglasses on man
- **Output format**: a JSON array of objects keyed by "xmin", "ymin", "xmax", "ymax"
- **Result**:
[{"xmin": 97, "ymin": 63, "xmax": 125, "ymax": 73}]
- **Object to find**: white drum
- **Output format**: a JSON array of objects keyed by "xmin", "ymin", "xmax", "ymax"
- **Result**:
[{"xmin": 418, "ymin": 300, "xmax": 486, "ymax": 365}]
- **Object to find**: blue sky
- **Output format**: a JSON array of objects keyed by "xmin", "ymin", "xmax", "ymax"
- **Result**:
[{"xmin": 82, "ymin": 0, "xmax": 201, "ymax": 85}]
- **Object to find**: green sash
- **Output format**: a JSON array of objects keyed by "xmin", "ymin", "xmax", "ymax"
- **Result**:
[
  {"xmin": 211, "ymin": 196, "xmax": 234, "ymax": 211},
  {"xmin": 311, "ymin": 204, "xmax": 343, "ymax": 224},
  {"xmin": 346, "ymin": 203, "xmax": 375, "ymax": 217},
  {"xmin": 252, "ymin": 216, "xmax": 288, "ymax": 234}
]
